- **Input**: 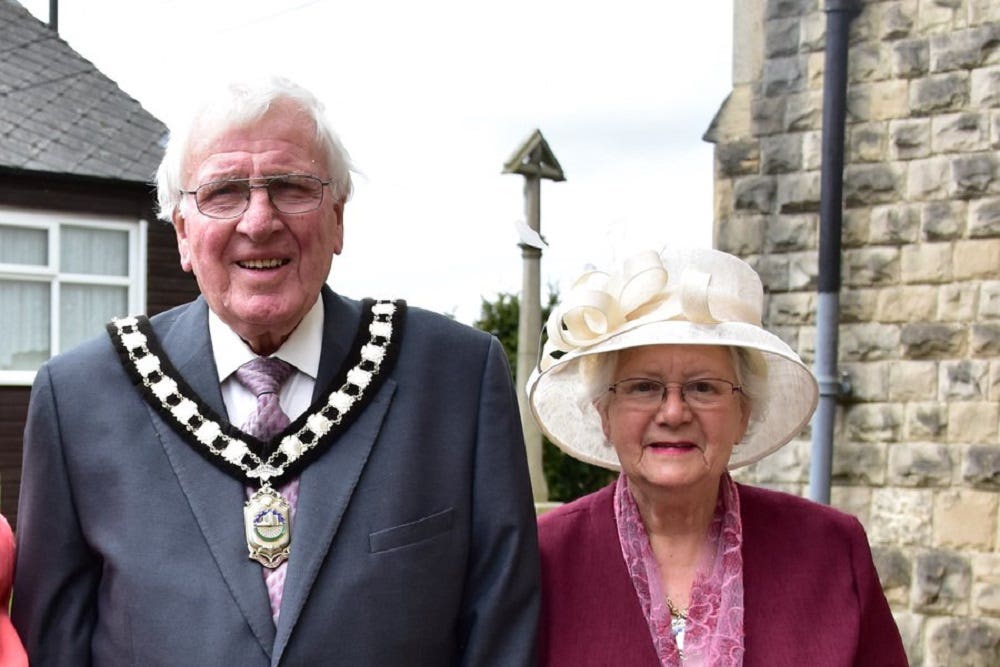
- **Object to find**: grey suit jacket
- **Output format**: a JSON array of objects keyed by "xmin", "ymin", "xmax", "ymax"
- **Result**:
[{"xmin": 12, "ymin": 288, "xmax": 540, "ymax": 666}]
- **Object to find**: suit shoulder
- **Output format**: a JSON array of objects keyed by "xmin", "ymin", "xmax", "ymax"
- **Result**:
[
  {"xmin": 538, "ymin": 485, "xmax": 614, "ymax": 544},
  {"xmin": 404, "ymin": 304, "xmax": 491, "ymax": 342},
  {"xmin": 738, "ymin": 483, "xmax": 864, "ymax": 538}
]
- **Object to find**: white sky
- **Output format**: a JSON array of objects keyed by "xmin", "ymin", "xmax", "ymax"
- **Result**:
[{"xmin": 22, "ymin": 0, "xmax": 734, "ymax": 324}]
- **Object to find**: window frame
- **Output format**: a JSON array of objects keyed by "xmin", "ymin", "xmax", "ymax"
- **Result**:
[{"xmin": 0, "ymin": 206, "xmax": 147, "ymax": 386}]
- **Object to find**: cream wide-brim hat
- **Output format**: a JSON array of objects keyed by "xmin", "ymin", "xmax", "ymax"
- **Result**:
[{"xmin": 526, "ymin": 246, "xmax": 819, "ymax": 470}]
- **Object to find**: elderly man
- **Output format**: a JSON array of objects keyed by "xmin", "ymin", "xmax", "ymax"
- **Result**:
[{"xmin": 12, "ymin": 76, "xmax": 539, "ymax": 666}]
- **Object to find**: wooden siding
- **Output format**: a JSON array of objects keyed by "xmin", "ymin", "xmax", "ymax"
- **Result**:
[{"xmin": 1, "ymin": 171, "xmax": 199, "ymax": 530}]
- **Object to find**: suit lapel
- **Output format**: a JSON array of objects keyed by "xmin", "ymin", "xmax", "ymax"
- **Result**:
[
  {"xmin": 271, "ymin": 290, "xmax": 397, "ymax": 663},
  {"xmin": 153, "ymin": 298, "xmax": 277, "ymax": 655}
]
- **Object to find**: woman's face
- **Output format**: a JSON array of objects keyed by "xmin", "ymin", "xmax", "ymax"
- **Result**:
[{"xmin": 597, "ymin": 344, "xmax": 751, "ymax": 498}]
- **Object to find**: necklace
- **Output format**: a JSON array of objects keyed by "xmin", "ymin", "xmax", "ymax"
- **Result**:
[
  {"xmin": 108, "ymin": 298, "xmax": 404, "ymax": 568},
  {"xmin": 666, "ymin": 596, "xmax": 687, "ymax": 659}
]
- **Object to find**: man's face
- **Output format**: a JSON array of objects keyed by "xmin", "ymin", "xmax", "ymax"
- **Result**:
[{"xmin": 173, "ymin": 101, "xmax": 343, "ymax": 354}]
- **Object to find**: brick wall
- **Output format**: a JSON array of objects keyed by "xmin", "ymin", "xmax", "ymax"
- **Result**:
[{"xmin": 707, "ymin": 1, "xmax": 1000, "ymax": 664}]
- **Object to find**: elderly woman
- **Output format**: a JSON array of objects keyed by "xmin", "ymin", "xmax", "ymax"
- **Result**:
[{"xmin": 528, "ymin": 247, "xmax": 907, "ymax": 666}]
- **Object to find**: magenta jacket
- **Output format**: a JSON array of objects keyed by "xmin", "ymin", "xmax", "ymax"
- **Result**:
[{"xmin": 538, "ymin": 482, "xmax": 908, "ymax": 666}]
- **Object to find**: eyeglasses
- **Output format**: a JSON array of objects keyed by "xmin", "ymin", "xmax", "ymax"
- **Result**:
[
  {"xmin": 607, "ymin": 377, "xmax": 742, "ymax": 411},
  {"xmin": 180, "ymin": 174, "xmax": 331, "ymax": 219}
]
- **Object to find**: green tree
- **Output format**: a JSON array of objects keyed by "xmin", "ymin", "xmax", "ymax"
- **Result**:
[{"xmin": 474, "ymin": 290, "xmax": 615, "ymax": 502}]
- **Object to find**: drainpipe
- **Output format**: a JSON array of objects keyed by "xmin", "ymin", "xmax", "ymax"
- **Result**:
[
  {"xmin": 808, "ymin": 0, "xmax": 860, "ymax": 504},
  {"xmin": 48, "ymin": 0, "xmax": 58, "ymax": 32}
]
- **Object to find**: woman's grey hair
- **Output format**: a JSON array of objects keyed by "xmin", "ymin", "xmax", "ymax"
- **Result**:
[
  {"xmin": 155, "ymin": 75, "xmax": 354, "ymax": 223},
  {"xmin": 579, "ymin": 345, "xmax": 770, "ymax": 444}
]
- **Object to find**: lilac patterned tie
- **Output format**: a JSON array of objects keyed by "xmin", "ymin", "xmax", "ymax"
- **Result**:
[{"xmin": 235, "ymin": 357, "xmax": 298, "ymax": 623}]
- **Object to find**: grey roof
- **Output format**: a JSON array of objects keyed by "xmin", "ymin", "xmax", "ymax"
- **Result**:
[{"xmin": 0, "ymin": 0, "xmax": 166, "ymax": 183}]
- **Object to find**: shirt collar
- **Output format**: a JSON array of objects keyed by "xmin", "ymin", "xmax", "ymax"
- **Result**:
[{"xmin": 209, "ymin": 297, "xmax": 324, "ymax": 382}]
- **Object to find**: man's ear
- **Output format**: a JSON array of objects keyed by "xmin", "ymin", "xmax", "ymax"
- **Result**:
[{"xmin": 172, "ymin": 209, "xmax": 193, "ymax": 272}]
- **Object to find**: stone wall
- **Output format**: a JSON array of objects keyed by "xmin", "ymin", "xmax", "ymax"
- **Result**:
[{"xmin": 706, "ymin": 1, "xmax": 1000, "ymax": 664}]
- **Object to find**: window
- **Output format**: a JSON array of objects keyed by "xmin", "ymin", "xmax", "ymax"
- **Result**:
[{"xmin": 0, "ymin": 207, "xmax": 146, "ymax": 385}]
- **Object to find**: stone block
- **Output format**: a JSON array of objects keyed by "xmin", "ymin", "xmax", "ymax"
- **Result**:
[
  {"xmin": 842, "ymin": 207, "xmax": 871, "ymax": 247},
  {"xmin": 914, "ymin": 548, "xmax": 971, "ymax": 613},
  {"xmin": 976, "ymin": 581, "xmax": 1000, "ymax": 618},
  {"xmin": 831, "ymin": 485, "xmax": 872, "ymax": 527},
  {"xmin": 873, "ymin": 545, "xmax": 912, "ymax": 606},
  {"xmin": 848, "ymin": 122, "xmax": 888, "ymax": 163},
  {"xmin": 752, "ymin": 97, "xmax": 786, "ymax": 137},
  {"xmin": 844, "ymin": 163, "xmax": 904, "ymax": 207},
  {"xmin": 870, "ymin": 487, "xmax": 932, "ymax": 546},
  {"xmin": 892, "ymin": 38, "xmax": 929, "ymax": 79},
  {"xmin": 930, "ymin": 25, "xmax": 1000, "ymax": 73},
  {"xmin": 900, "ymin": 242, "xmax": 952, "ymax": 284},
  {"xmin": 842, "ymin": 361, "xmax": 890, "ymax": 401},
  {"xmin": 832, "ymin": 441, "xmax": 887, "ymax": 484},
  {"xmin": 972, "ymin": 323, "xmax": 1000, "ymax": 356},
  {"xmin": 971, "ymin": 66, "xmax": 1000, "ymax": 108},
  {"xmin": 754, "ymin": 253, "xmax": 790, "ymax": 293},
  {"xmin": 787, "ymin": 250, "xmax": 819, "ymax": 290},
  {"xmin": 939, "ymin": 282, "xmax": 981, "ymax": 322},
  {"xmin": 801, "ymin": 129, "xmax": 822, "ymax": 170},
  {"xmin": 733, "ymin": 175, "xmax": 777, "ymax": 213},
  {"xmin": 806, "ymin": 51, "xmax": 825, "ymax": 90},
  {"xmin": 716, "ymin": 139, "xmax": 760, "ymax": 178},
  {"xmin": 963, "ymin": 445, "xmax": 1000, "ymax": 489},
  {"xmin": 981, "ymin": 281, "xmax": 1000, "ymax": 319},
  {"xmin": 766, "ymin": 213, "xmax": 817, "ymax": 252},
  {"xmin": 906, "ymin": 156, "xmax": 951, "ymax": 201},
  {"xmin": 799, "ymin": 10, "xmax": 826, "ymax": 52},
  {"xmin": 932, "ymin": 112, "xmax": 991, "ymax": 152},
  {"xmin": 767, "ymin": 292, "xmax": 815, "ymax": 325},
  {"xmin": 753, "ymin": 438, "xmax": 809, "ymax": 483},
  {"xmin": 716, "ymin": 214, "xmax": 765, "ymax": 255},
  {"xmin": 761, "ymin": 134, "xmax": 802, "ymax": 174},
  {"xmin": 875, "ymin": 286, "xmax": 937, "ymax": 322},
  {"xmin": 894, "ymin": 612, "xmax": 925, "ymax": 666},
  {"xmin": 714, "ymin": 177, "xmax": 734, "ymax": 223},
  {"xmin": 922, "ymin": 199, "xmax": 967, "ymax": 240},
  {"xmin": 849, "ymin": 42, "xmax": 891, "ymax": 83},
  {"xmin": 870, "ymin": 202, "xmax": 920, "ymax": 244},
  {"xmin": 954, "ymin": 239, "xmax": 1000, "ymax": 280},
  {"xmin": 870, "ymin": 79, "xmax": 912, "ymax": 121},
  {"xmin": 993, "ymin": 111, "xmax": 1000, "ymax": 149},
  {"xmin": 843, "ymin": 246, "xmax": 900, "ymax": 287},
  {"xmin": 764, "ymin": 55, "xmax": 807, "ymax": 97},
  {"xmin": 926, "ymin": 617, "xmax": 1000, "ymax": 667},
  {"xmin": 890, "ymin": 361, "xmax": 938, "ymax": 401},
  {"xmin": 765, "ymin": 17, "xmax": 800, "ymax": 58},
  {"xmin": 948, "ymin": 401, "xmax": 1000, "ymax": 444},
  {"xmin": 905, "ymin": 402, "xmax": 948, "ymax": 440},
  {"xmin": 879, "ymin": 1, "xmax": 916, "ymax": 40},
  {"xmin": 901, "ymin": 322, "xmax": 966, "ymax": 358},
  {"xmin": 776, "ymin": 171, "xmax": 820, "ymax": 213},
  {"xmin": 889, "ymin": 118, "xmax": 931, "ymax": 159},
  {"xmin": 916, "ymin": 0, "xmax": 960, "ymax": 33},
  {"xmin": 910, "ymin": 72, "xmax": 970, "ymax": 115},
  {"xmin": 950, "ymin": 153, "xmax": 999, "ymax": 199},
  {"xmin": 969, "ymin": 197, "xmax": 1000, "ymax": 237},
  {"xmin": 764, "ymin": 0, "xmax": 813, "ymax": 20},
  {"xmin": 784, "ymin": 89, "xmax": 823, "ymax": 131},
  {"xmin": 888, "ymin": 441, "xmax": 955, "ymax": 486},
  {"xmin": 840, "ymin": 323, "xmax": 901, "ymax": 361},
  {"xmin": 796, "ymin": 326, "xmax": 815, "ymax": 365},
  {"xmin": 969, "ymin": 0, "xmax": 1000, "ymax": 24},
  {"xmin": 941, "ymin": 360, "xmax": 990, "ymax": 400},
  {"xmin": 840, "ymin": 288, "xmax": 878, "ymax": 323},
  {"xmin": 845, "ymin": 403, "xmax": 904, "ymax": 442},
  {"xmin": 934, "ymin": 489, "xmax": 998, "ymax": 549}
]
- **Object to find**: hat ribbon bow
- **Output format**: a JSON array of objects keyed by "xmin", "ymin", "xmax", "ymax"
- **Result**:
[{"xmin": 540, "ymin": 250, "xmax": 758, "ymax": 370}]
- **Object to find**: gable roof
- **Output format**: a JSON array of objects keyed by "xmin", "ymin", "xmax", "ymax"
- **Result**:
[{"xmin": 0, "ymin": 0, "xmax": 167, "ymax": 184}]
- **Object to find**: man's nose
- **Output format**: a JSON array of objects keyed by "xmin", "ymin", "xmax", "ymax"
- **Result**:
[{"xmin": 237, "ymin": 187, "xmax": 281, "ymax": 237}]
